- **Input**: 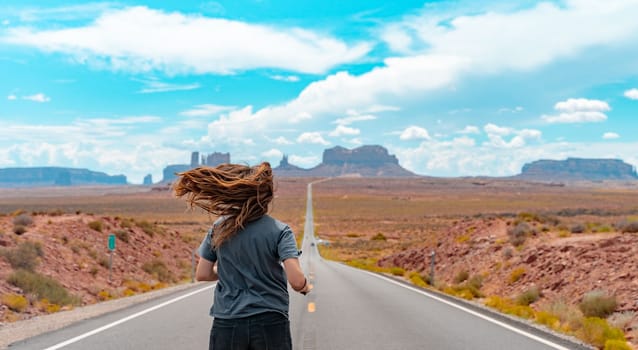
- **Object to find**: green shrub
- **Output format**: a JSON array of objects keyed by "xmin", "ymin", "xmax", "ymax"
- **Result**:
[
  {"xmin": 580, "ymin": 291, "xmax": 617, "ymax": 318},
  {"xmin": 115, "ymin": 229, "xmax": 130, "ymax": 243},
  {"xmin": 390, "ymin": 267, "xmax": 405, "ymax": 276},
  {"xmin": 467, "ymin": 275, "xmax": 483, "ymax": 291},
  {"xmin": 88, "ymin": 220, "xmax": 103, "ymax": 232},
  {"xmin": 576, "ymin": 317, "xmax": 625, "ymax": 349},
  {"xmin": 509, "ymin": 267, "xmax": 526, "ymax": 284},
  {"xmin": 485, "ymin": 296, "xmax": 535, "ymax": 319},
  {"xmin": 535, "ymin": 311, "xmax": 561, "ymax": 331},
  {"xmin": 13, "ymin": 225, "xmax": 27, "ymax": 235},
  {"xmin": 98, "ymin": 256, "xmax": 110, "ymax": 268},
  {"xmin": 608, "ymin": 312, "xmax": 635, "ymax": 330},
  {"xmin": 502, "ymin": 247, "xmax": 514, "ymax": 259},
  {"xmin": 142, "ymin": 259, "xmax": 173, "ymax": 282},
  {"xmin": 516, "ymin": 285, "xmax": 541, "ymax": 306},
  {"xmin": 121, "ymin": 218, "xmax": 133, "ymax": 229},
  {"xmin": 508, "ymin": 222, "xmax": 532, "ymax": 246},
  {"xmin": 543, "ymin": 300, "xmax": 583, "ymax": 332},
  {"xmin": 13, "ymin": 214, "xmax": 33, "ymax": 226},
  {"xmin": 453, "ymin": 270, "xmax": 469, "ymax": 284},
  {"xmin": 1, "ymin": 241, "xmax": 44, "ymax": 271},
  {"xmin": 408, "ymin": 271, "xmax": 428, "ymax": 287},
  {"xmin": 570, "ymin": 224, "xmax": 586, "ymax": 234},
  {"xmin": 1, "ymin": 293, "xmax": 29, "ymax": 312},
  {"xmin": 595, "ymin": 225, "xmax": 613, "ymax": 233},
  {"xmin": 7, "ymin": 269, "xmax": 79, "ymax": 305},
  {"xmin": 137, "ymin": 220, "xmax": 155, "ymax": 237},
  {"xmin": 604, "ymin": 339, "xmax": 632, "ymax": 350},
  {"xmin": 371, "ymin": 233, "xmax": 387, "ymax": 241},
  {"xmin": 621, "ymin": 221, "xmax": 638, "ymax": 233}
]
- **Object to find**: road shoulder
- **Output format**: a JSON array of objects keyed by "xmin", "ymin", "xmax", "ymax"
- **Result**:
[{"xmin": 0, "ymin": 282, "xmax": 203, "ymax": 349}]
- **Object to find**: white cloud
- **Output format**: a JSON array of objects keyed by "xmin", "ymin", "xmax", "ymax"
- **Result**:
[
  {"xmin": 346, "ymin": 137, "xmax": 363, "ymax": 146},
  {"xmin": 291, "ymin": 112, "xmax": 312, "ymax": 123},
  {"xmin": 216, "ymin": 0, "xmax": 638, "ymax": 136},
  {"xmin": 392, "ymin": 139, "xmax": 638, "ymax": 177},
  {"xmin": 603, "ymin": 132, "xmax": 620, "ymax": 139},
  {"xmin": 363, "ymin": 105, "xmax": 400, "ymax": 113},
  {"xmin": 180, "ymin": 104, "xmax": 236, "ymax": 117},
  {"xmin": 269, "ymin": 75, "xmax": 300, "ymax": 82},
  {"xmin": 458, "ymin": 125, "xmax": 480, "ymax": 134},
  {"xmin": 484, "ymin": 123, "xmax": 512, "ymax": 136},
  {"xmin": 4, "ymin": 6, "xmax": 370, "ymax": 75},
  {"xmin": 271, "ymin": 136, "xmax": 293, "ymax": 145},
  {"xmin": 452, "ymin": 136, "xmax": 475, "ymax": 147},
  {"xmin": 203, "ymin": 106, "xmax": 261, "ymax": 145},
  {"xmin": 22, "ymin": 93, "xmax": 50, "ymax": 102},
  {"xmin": 7, "ymin": 94, "xmax": 17, "ymax": 100},
  {"xmin": 0, "ymin": 117, "xmax": 178, "ymax": 183},
  {"xmin": 334, "ymin": 111, "xmax": 377, "ymax": 125},
  {"xmin": 498, "ymin": 106, "xmax": 524, "ymax": 113},
  {"xmin": 9, "ymin": 3, "xmax": 117, "ymax": 23},
  {"xmin": 542, "ymin": 111, "xmax": 607, "ymax": 123},
  {"xmin": 289, "ymin": 155, "xmax": 320, "ymax": 168},
  {"xmin": 383, "ymin": 1, "xmax": 638, "ymax": 72},
  {"xmin": 261, "ymin": 148, "xmax": 283, "ymax": 159},
  {"xmin": 484, "ymin": 124, "xmax": 541, "ymax": 149},
  {"xmin": 136, "ymin": 78, "xmax": 200, "ymax": 93},
  {"xmin": 400, "ymin": 126, "xmax": 430, "ymax": 140},
  {"xmin": 554, "ymin": 98, "xmax": 610, "ymax": 112},
  {"xmin": 2, "ymin": 20, "xmax": 9, "ymax": 26},
  {"xmin": 624, "ymin": 88, "xmax": 638, "ymax": 100},
  {"xmin": 223, "ymin": 0, "xmax": 638, "ymax": 132},
  {"xmin": 542, "ymin": 98, "xmax": 610, "ymax": 124},
  {"xmin": 329, "ymin": 125, "xmax": 360, "ymax": 137},
  {"xmin": 381, "ymin": 24, "xmax": 413, "ymax": 53},
  {"xmin": 296, "ymin": 132, "xmax": 329, "ymax": 145},
  {"xmin": 85, "ymin": 116, "xmax": 162, "ymax": 126}
]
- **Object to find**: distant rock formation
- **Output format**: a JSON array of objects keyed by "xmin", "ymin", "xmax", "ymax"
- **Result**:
[
  {"xmin": 202, "ymin": 152, "xmax": 230, "ymax": 166},
  {"xmin": 0, "ymin": 167, "xmax": 127, "ymax": 187},
  {"xmin": 274, "ymin": 145, "xmax": 416, "ymax": 177},
  {"xmin": 517, "ymin": 158, "xmax": 638, "ymax": 181},
  {"xmin": 143, "ymin": 174, "xmax": 153, "ymax": 186},
  {"xmin": 161, "ymin": 151, "xmax": 231, "ymax": 183},
  {"xmin": 161, "ymin": 164, "xmax": 191, "ymax": 184}
]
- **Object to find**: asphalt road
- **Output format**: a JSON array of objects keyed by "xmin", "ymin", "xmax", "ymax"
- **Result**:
[{"xmin": 9, "ymin": 182, "xmax": 590, "ymax": 350}]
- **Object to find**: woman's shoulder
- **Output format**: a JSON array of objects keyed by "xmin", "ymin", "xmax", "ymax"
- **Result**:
[{"xmin": 255, "ymin": 215, "xmax": 289, "ymax": 230}]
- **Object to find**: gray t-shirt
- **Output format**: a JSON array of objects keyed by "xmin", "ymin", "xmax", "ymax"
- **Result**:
[{"xmin": 198, "ymin": 215, "xmax": 300, "ymax": 319}]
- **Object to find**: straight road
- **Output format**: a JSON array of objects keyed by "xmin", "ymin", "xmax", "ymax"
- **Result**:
[
  {"xmin": 289, "ymin": 182, "xmax": 589, "ymax": 350},
  {"xmin": 9, "ymin": 181, "xmax": 590, "ymax": 350}
]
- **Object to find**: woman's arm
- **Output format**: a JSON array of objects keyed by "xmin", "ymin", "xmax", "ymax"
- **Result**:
[
  {"xmin": 195, "ymin": 257, "xmax": 218, "ymax": 282},
  {"xmin": 283, "ymin": 258, "xmax": 311, "ymax": 294}
]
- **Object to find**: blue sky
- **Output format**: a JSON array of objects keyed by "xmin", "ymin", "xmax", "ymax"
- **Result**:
[{"xmin": 1, "ymin": 0, "xmax": 637, "ymax": 183}]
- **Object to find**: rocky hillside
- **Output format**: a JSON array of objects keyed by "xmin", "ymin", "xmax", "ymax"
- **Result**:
[
  {"xmin": 0, "ymin": 167, "xmax": 127, "ymax": 187},
  {"xmin": 275, "ymin": 145, "xmax": 416, "ymax": 177},
  {"xmin": 0, "ymin": 212, "xmax": 199, "ymax": 323},
  {"xmin": 378, "ymin": 216, "xmax": 638, "ymax": 347},
  {"xmin": 517, "ymin": 158, "xmax": 638, "ymax": 181}
]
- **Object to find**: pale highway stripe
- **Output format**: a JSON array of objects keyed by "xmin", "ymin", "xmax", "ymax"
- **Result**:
[
  {"xmin": 42, "ymin": 285, "xmax": 214, "ymax": 350},
  {"xmin": 350, "ymin": 265, "xmax": 573, "ymax": 350}
]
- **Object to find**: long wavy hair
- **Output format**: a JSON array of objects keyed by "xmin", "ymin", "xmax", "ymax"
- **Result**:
[{"xmin": 173, "ymin": 162, "xmax": 274, "ymax": 247}]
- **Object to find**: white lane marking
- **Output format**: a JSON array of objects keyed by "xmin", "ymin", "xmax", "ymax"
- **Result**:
[
  {"xmin": 337, "ymin": 263, "xmax": 574, "ymax": 350},
  {"xmin": 43, "ymin": 285, "xmax": 214, "ymax": 350}
]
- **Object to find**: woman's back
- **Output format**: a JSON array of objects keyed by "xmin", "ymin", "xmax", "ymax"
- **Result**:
[{"xmin": 200, "ymin": 215, "xmax": 299, "ymax": 319}]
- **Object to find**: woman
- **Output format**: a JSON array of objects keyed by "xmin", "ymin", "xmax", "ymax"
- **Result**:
[{"xmin": 173, "ymin": 162, "xmax": 311, "ymax": 350}]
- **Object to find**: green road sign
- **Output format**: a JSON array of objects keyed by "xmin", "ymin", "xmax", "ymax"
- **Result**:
[{"xmin": 108, "ymin": 233, "xmax": 116, "ymax": 251}]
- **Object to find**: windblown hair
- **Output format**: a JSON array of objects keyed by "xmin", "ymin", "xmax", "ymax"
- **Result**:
[{"xmin": 173, "ymin": 162, "xmax": 274, "ymax": 247}]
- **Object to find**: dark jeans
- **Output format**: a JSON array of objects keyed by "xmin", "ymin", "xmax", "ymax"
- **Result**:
[{"xmin": 210, "ymin": 312, "xmax": 292, "ymax": 350}]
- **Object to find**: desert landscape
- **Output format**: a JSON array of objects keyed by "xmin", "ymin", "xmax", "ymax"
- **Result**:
[{"xmin": 1, "ymin": 177, "xmax": 637, "ymax": 349}]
